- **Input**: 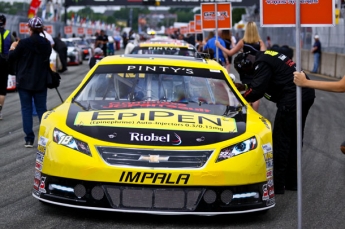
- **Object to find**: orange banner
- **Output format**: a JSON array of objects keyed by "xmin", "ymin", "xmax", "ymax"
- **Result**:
[
  {"xmin": 64, "ymin": 26, "xmax": 72, "ymax": 35},
  {"xmin": 189, "ymin": 21, "xmax": 195, "ymax": 33},
  {"xmin": 77, "ymin": 27, "xmax": 84, "ymax": 35},
  {"xmin": 261, "ymin": 0, "xmax": 334, "ymax": 26},
  {"xmin": 194, "ymin": 14, "xmax": 202, "ymax": 33},
  {"xmin": 201, "ymin": 3, "xmax": 232, "ymax": 30},
  {"xmin": 87, "ymin": 28, "xmax": 93, "ymax": 35},
  {"xmin": 27, "ymin": 0, "xmax": 42, "ymax": 19},
  {"xmin": 19, "ymin": 23, "xmax": 29, "ymax": 34}
]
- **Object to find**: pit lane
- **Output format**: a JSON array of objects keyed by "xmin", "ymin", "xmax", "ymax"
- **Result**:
[{"xmin": 1, "ymin": 51, "xmax": 345, "ymax": 228}]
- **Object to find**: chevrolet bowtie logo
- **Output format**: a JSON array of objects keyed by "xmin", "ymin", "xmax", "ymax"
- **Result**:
[{"xmin": 138, "ymin": 155, "xmax": 169, "ymax": 163}]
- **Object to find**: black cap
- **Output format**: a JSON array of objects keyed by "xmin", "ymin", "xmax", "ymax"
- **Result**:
[{"xmin": 0, "ymin": 15, "xmax": 6, "ymax": 26}]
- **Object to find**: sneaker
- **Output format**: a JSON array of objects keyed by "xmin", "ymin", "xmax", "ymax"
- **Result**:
[{"xmin": 25, "ymin": 141, "xmax": 34, "ymax": 148}]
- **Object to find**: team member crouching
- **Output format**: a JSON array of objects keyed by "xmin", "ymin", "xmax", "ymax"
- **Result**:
[{"xmin": 233, "ymin": 49, "xmax": 315, "ymax": 194}]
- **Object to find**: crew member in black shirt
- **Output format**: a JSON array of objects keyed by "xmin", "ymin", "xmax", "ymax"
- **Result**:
[
  {"xmin": 95, "ymin": 30, "xmax": 108, "ymax": 57},
  {"xmin": 234, "ymin": 49, "xmax": 315, "ymax": 194}
]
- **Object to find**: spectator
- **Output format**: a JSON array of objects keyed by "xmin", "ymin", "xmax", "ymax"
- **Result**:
[
  {"xmin": 203, "ymin": 30, "xmax": 228, "ymax": 66},
  {"xmin": 122, "ymin": 31, "xmax": 128, "ymax": 49},
  {"xmin": 53, "ymin": 33, "xmax": 68, "ymax": 73},
  {"xmin": 311, "ymin": 35, "xmax": 321, "ymax": 73},
  {"xmin": 221, "ymin": 30, "xmax": 236, "ymax": 73},
  {"xmin": 266, "ymin": 36, "xmax": 272, "ymax": 49},
  {"xmin": 95, "ymin": 30, "xmax": 108, "ymax": 57},
  {"xmin": 195, "ymin": 34, "xmax": 203, "ymax": 52},
  {"xmin": 215, "ymin": 21, "xmax": 266, "ymax": 111},
  {"xmin": 124, "ymin": 37, "xmax": 136, "ymax": 54},
  {"xmin": 89, "ymin": 47, "xmax": 104, "ymax": 69},
  {"xmin": 233, "ymin": 50, "xmax": 315, "ymax": 194},
  {"xmin": 0, "ymin": 14, "xmax": 15, "ymax": 120},
  {"xmin": 234, "ymin": 32, "xmax": 240, "ymax": 45},
  {"xmin": 107, "ymin": 35, "xmax": 115, "ymax": 55},
  {"xmin": 8, "ymin": 17, "xmax": 52, "ymax": 148}
]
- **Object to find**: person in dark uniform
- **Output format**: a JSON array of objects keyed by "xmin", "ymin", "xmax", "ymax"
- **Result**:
[
  {"xmin": 233, "ymin": 50, "xmax": 315, "ymax": 194},
  {"xmin": 0, "ymin": 14, "xmax": 15, "ymax": 120},
  {"xmin": 95, "ymin": 30, "xmax": 108, "ymax": 57},
  {"xmin": 53, "ymin": 33, "xmax": 68, "ymax": 73}
]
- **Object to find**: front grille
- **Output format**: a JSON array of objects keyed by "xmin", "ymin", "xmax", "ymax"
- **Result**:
[
  {"xmin": 97, "ymin": 147, "xmax": 213, "ymax": 168},
  {"xmin": 105, "ymin": 186, "xmax": 203, "ymax": 210}
]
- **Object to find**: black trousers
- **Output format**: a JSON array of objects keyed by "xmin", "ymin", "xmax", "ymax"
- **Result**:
[
  {"xmin": 273, "ymin": 99, "xmax": 314, "ymax": 189},
  {"xmin": 0, "ymin": 56, "xmax": 9, "ymax": 95}
]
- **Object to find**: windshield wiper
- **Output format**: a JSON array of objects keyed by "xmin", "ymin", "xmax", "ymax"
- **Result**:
[{"xmin": 223, "ymin": 105, "xmax": 243, "ymax": 117}]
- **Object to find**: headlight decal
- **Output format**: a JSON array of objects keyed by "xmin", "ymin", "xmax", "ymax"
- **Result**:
[
  {"xmin": 53, "ymin": 128, "xmax": 92, "ymax": 156},
  {"xmin": 216, "ymin": 136, "xmax": 257, "ymax": 162}
]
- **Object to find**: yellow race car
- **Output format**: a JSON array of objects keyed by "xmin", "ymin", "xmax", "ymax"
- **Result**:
[
  {"xmin": 32, "ymin": 54, "xmax": 274, "ymax": 215},
  {"xmin": 130, "ymin": 40, "xmax": 197, "ymax": 57}
]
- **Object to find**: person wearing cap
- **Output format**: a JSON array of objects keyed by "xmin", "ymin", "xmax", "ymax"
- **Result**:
[
  {"xmin": 88, "ymin": 47, "xmax": 104, "ymax": 69},
  {"xmin": 8, "ymin": 17, "xmax": 52, "ymax": 148},
  {"xmin": 0, "ymin": 14, "xmax": 15, "ymax": 120},
  {"xmin": 311, "ymin": 35, "xmax": 321, "ymax": 73},
  {"xmin": 233, "ymin": 49, "xmax": 315, "ymax": 194}
]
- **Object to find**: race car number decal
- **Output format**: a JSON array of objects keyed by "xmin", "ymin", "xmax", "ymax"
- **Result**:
[
  {"xmin": 74, "ymin": 109, "xmax": 237, "ymax": 133},
  {"xmin": 119, "ymin": 171, "xmax": 190, "ymax": 185}
]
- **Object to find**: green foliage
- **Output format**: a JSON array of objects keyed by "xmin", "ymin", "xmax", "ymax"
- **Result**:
[
  {"xmin": 0, "ymin": 1, "xmax": 30, "ymax": 15},
  {"xmin": 232, "ymin": 8, "xmax": 246, "ymax": 26}
]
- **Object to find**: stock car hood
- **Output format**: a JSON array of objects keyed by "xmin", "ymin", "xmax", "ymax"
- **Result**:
[{"xmin": 65, "ymin": 101, "xmax": 247, "ymax": 146}]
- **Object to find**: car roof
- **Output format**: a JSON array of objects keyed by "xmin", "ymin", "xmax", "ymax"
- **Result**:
[{"xmin": 98, "ymin": 54, "xmax": 223, "ymax": 69}]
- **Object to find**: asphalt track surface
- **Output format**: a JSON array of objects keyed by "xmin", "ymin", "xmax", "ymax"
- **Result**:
[{"xmin": 1, "ymin": 51, "xmax": 345, "ymax": 229}]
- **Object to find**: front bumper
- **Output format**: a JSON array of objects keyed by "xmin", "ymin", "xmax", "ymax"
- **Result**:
[{"xmin": 33, "ymin": 174, "xmax": 275, "ymax": 215}]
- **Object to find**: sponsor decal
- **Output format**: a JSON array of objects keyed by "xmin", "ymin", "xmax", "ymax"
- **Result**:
[
  {"xmin": 39, "ymin": 177, "xmax": 47, "ymax": 193},
  {"xmin": 267, "ymin": 178, "xmax": 274, "ymax": 187},
  {"xmin": 36, "ymin": 153, "xmax": 44, "ymax": 163},
  {"xmin": 262, "ymin": 184, "xmax": 269, "ymax": 201},
  {"xmin": 102, "ymin": 101, "xmax": 211, "ymax": 113},
  {"xmin": 264, "ymin": 50, "xmax": 279, "ymax": 56},
  {"xmin": 127, "ymin": 65, "xmax": 194, "ymax": 75},
  {"xmin": 119, "ymin": 171, "xmax": 190, "ymax": 185},
  {"xmin": 129, "ymin": 132, "xmax": 181, "ymax": 145},
  {"xmin": 203, "ymin": 11, "xmax": 229, "ymax": 20},
  {"xmin": 38, "ymin": 136, "xmax": 48, "ymax": 147},
  {"xmin": 266, "ymin": 169, "xmax": 273, "ymax": 178},
  {"xmin": 33, "ymin": 178, "xmax": 40, "ymax": 190},
  {"xmin": 43, "ymin": 110, "xmax": 54, "ymax": 120},
  {"xmin": 266, "ymin": 159, "xmax": 273, "ymax": 169},
  {"xmin": 35, "ymin": 161, "xmax": 43, "ymax": 171},
  {"xmin": 37, "ymin": 145, "xmax": 46, "ymax": 154},
  {"xmin": 34, "ymin": 170, "xmax": 41, "ymax": 180},
  {"xmin": 147, "ymin": 47, "xmax": 180, "ymax": 51},
  {"xmin": 74, "ymin": 109, "xmax": 236, "ymax": 133},
  {"xmin": 259, "ymin": 116, "xmax": 270, "ymax": 129},
  {"xmin": 264, "ymin": 152, "xmax": 273, "ymax": 161},
  {"xmin": 262, "ymin": 143, "xmax": 273, "ymax": 154},
  {"xmin": 268, "ymin": 185, "xmax": 275, "ymax": 198}
]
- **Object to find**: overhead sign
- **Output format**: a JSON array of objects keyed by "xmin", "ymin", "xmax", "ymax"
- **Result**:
[
  {"xmin": 45, "ymin": 25, "xmax": 53, "ymax": 34},
  {"xmin": 87, "ymin": 28, "xmax": 93, "ymax": 35},
  {"xmin": 19, "ymin": 23, "xmax": 29, "ymax": 34},
  {"xmin": 65, "ymin": 0, "xmax": 250, "ymax": 7},
  {"xmin": 194, "ymin": 14, "xmax": 202, "ymax": 33},
  {"xmin": 77, "ymin": 27, "xmax": 84, "ymax": 35},
  {"xmin": 201, "ymin": 3, "xmax": 232, "ymax": 30},
  {"xmin": 189, "ymin": 21, "xmax": 195, "ymax": 33},
  {"xmin": 261, "ymin": 0, "xmax": 335, "ymax": 27},
  {"xmin": 64, "ymin": 26, "xmax": 72, "ymax": 34}
]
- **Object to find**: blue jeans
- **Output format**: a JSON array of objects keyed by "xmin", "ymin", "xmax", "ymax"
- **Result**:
[
  {"xmin": 18, "ymin": 88, "xmax": 47, "ymax": 142},
  {"xmin": 312, "ymin": 52, "xmax": 320, "ymax": 72}
]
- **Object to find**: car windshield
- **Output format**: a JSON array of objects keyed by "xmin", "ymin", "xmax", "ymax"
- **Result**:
[
  {"xmin": 64, "ymin": 41, "xmax": 75, "ymax": 47},
  {"xmin": 74, "ymin": 65, "xmax": 242, "ymax": 115}
]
